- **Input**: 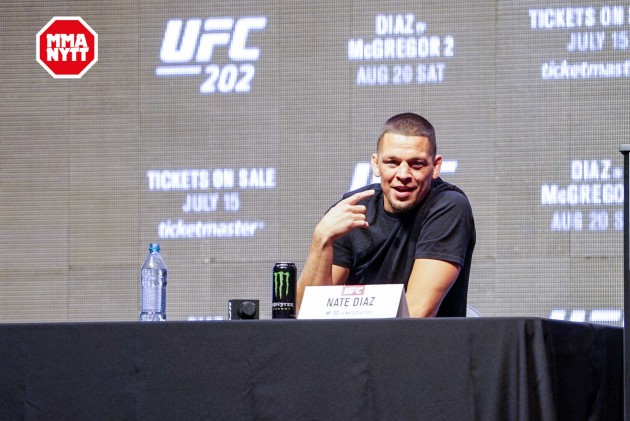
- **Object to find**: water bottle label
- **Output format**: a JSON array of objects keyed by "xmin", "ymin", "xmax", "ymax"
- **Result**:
[{"xmin": 141, "ymin": 268, "xmax": 166, "ymax": 319}]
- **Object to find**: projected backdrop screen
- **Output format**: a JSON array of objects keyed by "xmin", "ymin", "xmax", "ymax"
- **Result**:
[{"xmin": 1, "ymin": 1, "xmax": 628, "ymax": 324}]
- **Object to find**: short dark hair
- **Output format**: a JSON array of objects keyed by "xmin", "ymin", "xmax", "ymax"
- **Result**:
[{"xmin": 377, "ymin": 113, "xmax": 436, "ymax": 157}]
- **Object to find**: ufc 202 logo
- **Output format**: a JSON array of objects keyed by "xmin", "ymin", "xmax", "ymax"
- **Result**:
[{"xmin": 155, "ymin": 16, "xmax": 267, "ymax": 94}]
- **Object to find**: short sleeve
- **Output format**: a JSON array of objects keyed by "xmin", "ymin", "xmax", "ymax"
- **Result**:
[
  {"xmin": 415, "ymin": 190, "xmax": 474, "ymax": 266},
  {"xmin": 333, "ymin": 235, "xmax": 353, "ymax": 269}
]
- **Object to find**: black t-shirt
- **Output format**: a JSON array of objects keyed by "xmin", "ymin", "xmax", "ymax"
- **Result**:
[{"xmin": 332, "ymin": 178, "xmax": 476, "ymax": 317}]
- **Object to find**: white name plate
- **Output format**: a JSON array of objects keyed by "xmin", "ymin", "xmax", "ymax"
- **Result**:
[{"xmin": 298, "ymin": 284, "xmax": 409, "ymax": 319}]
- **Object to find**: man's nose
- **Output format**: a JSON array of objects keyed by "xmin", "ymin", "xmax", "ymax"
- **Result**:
[{"xmin": 396, "ymin": 162, "xmax": 411, "ymax": 178}]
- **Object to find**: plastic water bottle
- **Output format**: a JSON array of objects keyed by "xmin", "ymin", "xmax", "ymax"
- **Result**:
[{"xmin": 140, "ymin": 243, "xmax": 167, "ymax": 321}]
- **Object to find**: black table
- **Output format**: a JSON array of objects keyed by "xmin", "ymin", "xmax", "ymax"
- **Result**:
[{"xmin": 0, "ymin": 318, "xmax": 622, "ymax": 420}]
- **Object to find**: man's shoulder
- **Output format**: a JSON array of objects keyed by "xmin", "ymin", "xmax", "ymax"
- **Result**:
[
  {"xmin": 425, "ymin": 179, "xmax": 472, "ymax": 213},
  {"xmin": 430, "ymin": 178, "xmax": 467, "ymax": 198}
]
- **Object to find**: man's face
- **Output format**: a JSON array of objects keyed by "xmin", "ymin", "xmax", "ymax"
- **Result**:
[{"xmin": 371, "ymin": 133, "xmax": 442, "ymax": 213}]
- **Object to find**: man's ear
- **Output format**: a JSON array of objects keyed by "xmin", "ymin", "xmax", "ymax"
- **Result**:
[
  {"xmin": 432, "ymin": 155, "xmax": 442, "ymax": 179},
  {"xmin": 370, "ymin": 153, "xmax": 381, "ymax": 178}
]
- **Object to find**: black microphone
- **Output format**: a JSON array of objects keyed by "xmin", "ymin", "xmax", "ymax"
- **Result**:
[{"xmin": 228, "ymin": 299, "xmax": 259, "ymax": 320}]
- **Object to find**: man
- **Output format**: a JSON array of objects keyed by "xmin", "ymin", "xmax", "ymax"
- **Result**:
[{"xmin": 296, "ymin": 113, "xmax": 475, "ymax": 317}]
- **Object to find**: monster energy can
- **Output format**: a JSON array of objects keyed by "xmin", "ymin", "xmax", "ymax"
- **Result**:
[{"xmin": 272, "ymin": 262, "xmax": 297, "ymax": 319}]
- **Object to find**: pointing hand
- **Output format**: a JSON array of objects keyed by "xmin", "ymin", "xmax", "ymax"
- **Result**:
[{"xmin": 315, "ymin": 189, "xmax": 375, "ymax": 242}]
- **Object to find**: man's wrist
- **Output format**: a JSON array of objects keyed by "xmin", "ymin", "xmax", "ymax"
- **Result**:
[{"xmin": 312, "ymin": 224, "xmax": 335, "ymax": 249}]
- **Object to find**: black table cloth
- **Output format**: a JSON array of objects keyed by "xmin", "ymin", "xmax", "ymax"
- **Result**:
[{"xmin": 0, "ymin": 318, "xmax": 622, "ymax": 420}]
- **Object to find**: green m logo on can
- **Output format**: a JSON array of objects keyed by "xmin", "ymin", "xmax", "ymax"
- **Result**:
[{"xmin": 274, "ymin": 271, "xmax": 291, "ymax": 300}]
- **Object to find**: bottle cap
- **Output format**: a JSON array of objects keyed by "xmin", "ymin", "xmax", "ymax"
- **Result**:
[{"xmin": 149, "ymin": 243, "xmax": 160, "ymax": 252}]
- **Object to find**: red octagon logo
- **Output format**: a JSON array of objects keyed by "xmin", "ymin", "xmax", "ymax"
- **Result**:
[{"xmin": 36, "ymin": 17, "xmax": 98, "ymax": 78}]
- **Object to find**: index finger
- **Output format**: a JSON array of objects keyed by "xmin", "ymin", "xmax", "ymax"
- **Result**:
[{"xmin": 344, "ymin": 189, "xmax": 375, "ymax": 205}]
